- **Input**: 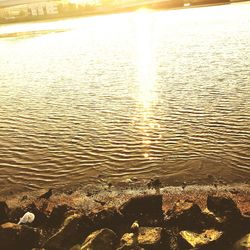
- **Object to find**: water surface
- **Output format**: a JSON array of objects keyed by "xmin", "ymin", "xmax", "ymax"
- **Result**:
[{"xmin": 0, "ymin": 3, "xmax": 250, "ymax": 190}]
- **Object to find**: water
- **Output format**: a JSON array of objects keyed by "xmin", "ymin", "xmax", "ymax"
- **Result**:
[{"xmin": 0, "ymin": 3, "xmax": 250, "ymax": 191}]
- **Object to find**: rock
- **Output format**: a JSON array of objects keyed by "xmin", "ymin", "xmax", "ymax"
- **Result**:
[
  {"xmin": 0, "ymin": 222, "xmax": 40, "ymax": 250},
  {"xmin": 232, "ymin": 233, "xmax": 250, "ymax": 250},
  {"xmin": 44, "ymin": 214, "xmax": 93, "ymax": 250},
  {"xmin": 25, "ymin": 203, "xmax": 48, "ymax": 227},
  {"xmin": 70, "ymin": 244, "xmax": 81, "ymax": 250},
  {"xmin": 9, "ymin": 206, "xmax": 26, "ymax": 224},
  {"xmin": 119, "ymin": 227, "xmax": 164, "ymax": 249},
  {"xmin": 38, "ymin": 189, "xmax": 53, "ymax": 200},
  {"xmin": 131, "ymin": 221, "xmax": 139, "ymax": 234},
  {"xmin": 119, "ymin": 233, "xmax": 137, "ymax": 249},
  {"xmin": 242, "ymin": 214, "xmax": 250, "ymax": 232},
  {"xmin": 89, "ymin": 208, "xmax": 125, "ymax": 234},
  {"xmin": 207, "ymin": 196, "xmax": 249, "ymax": 242},
  {"xmin": 202, "ymin": 208, "xmax": 225, "ymax": 224},
  {"xmin": 49, "ymin": 204, "xmax": 73, "ymax": 228},
  {"xmin": 80, "ymin": 228, "xmax": 117, "ymax": 250},
  {"xmin": 164, "ymin": 200, "xmax": 203, "ymax": 231},
  {"xmin": 147, "ymin": 179, "xmax": 161, "ymax": 190},
  {"xmin": 0, "ymin": 201, "xmax": 9, "ymax": 224},
  {"xmin": 207, "ymin": 196, "xmax": 241, "ymax": 218},
  {"xmin": 165, "ymin": 228, "xmax": 179, "ymax": 250},
  {"xmin": 178, "ymin": 229, "xmax": 223, "ymax": 249},
  {"xmin": 119, "ymin": 195, "xmax": 163, "ymax": 227}
]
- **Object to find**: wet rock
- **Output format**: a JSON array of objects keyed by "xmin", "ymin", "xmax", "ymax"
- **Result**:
[
  {"xmin": 80, "ymin": 228, "xmax": 117, "ymax": 250},
  {"xmin": 44, "ymin": 214, "xmax": 93, "ymax": 250},
  {"xmin": 164, "ymin": 200, "xmax": 203, "ymax": 231},
  {"xmin": 207, "ymin": 196, "xmax": 241, "ymax": 218},
  {"xmin": 119, "ymin": 227, "xmax": 164, "ymax": 250},
  {"xmin": 0, "ymin": 201, "xmax": 9, "ymax": 224},
  {"xmin": 49, "ymin": 204, "xmax": 73, "ymax": 228},
  {"xmin": 119, "ymin": 195, "xmax": 163, "ymax": 227},
  {"xmin": 178, "ymin": 229, "xmax": 223, "ymax": 249},
  {"xmin": 0, "ymin": 222, "xmax": 40, "ymax": 250},
  {"xmin": 232, "ymin": 233, "xmax": 250, "ymax": 250}
]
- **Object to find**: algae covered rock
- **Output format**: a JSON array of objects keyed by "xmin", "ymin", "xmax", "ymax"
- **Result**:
[
  {"xmin": 0, "ymin": 222, "xmax": 40, "ymax": 250},
  {"xmin": 179, "ymin": 229, "xmax": 223, "ymax": 249},
  {"xmin": 81, "ymin": 228, "xmax": 117, "ymax": 250}
]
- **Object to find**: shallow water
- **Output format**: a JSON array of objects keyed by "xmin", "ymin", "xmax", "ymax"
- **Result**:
[{"xmin": 0, "ymin": 3, "xmax": 250, "ymax": 190}]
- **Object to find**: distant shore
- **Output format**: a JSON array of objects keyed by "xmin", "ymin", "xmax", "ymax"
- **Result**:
[{"xmin": 1, "ymin": 0, "xmax": 249, "ymax": 26}]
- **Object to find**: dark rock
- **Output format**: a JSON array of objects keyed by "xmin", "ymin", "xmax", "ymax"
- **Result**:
[
  {"xmin": 165, "ymin": 228, "xmax": 179, "ymax": 250},
  {"xmin": 232, "ymin": 233, "xmax": 250, "ymax": 250},
  {"xmin": 0, "ymin": 201, "xmax": 9, "ymax": 224},
  {"xmin": 80, "ymin": 228, "xmax": 118, "ymax": 250},
  {"xmin": 25, "ymin": 203, "xmax": 49, "ymax": 227},
  {"xmin": 0, "ymin": 222, "xmax": 40, "ymax": 250},
  {"xmin": 164, "ymin": 200, "xmax": 203, "ymax": 231},
  {"xmin": 9, "ymin": 206, "xmax": 26, "ymax": 224},
  {"xmin": 94, "ymin": 199, "xmax": 106, "ymax": 206},
  {"xmin": 147, "ymin": 179, "xmax": 161, "ymax": 190},
  {"xmin": 178, "ymin": 229, "xmax": 223, "ymax": 249},
  {"xmin": 119, "ymin": 227, "xmax": 164, "ymax": 250},
  {"xmin": 49, "ymin": 204, "xmax": 73, "ymax": 228},
  {"xmin": 21, "ymin": 195, "xmax": 28, "ymax": 201},
  {"xmin": 119, "ymin": 195, "xmax": 163, "ymax": 227},
  {"xmin": 70, "ymin": 245, "xmax": 81, "ymax": 250},
  {"xmin": 199, "ymin": 208, "xmax": 224, "ymax": 230},
  {"xmin": 131, "ymin": 221, "xmax": 139, "ymax": 234},
  {"xmin": 38, "ymin": 189, "xmax": 53, "ymax": 200},
  {"xmin": 44, "ymin": 214, "xmax": 93, "ymax": 250},
  {"xmin": 181, "ymin": 182, "xmax": 187, "ymax": 190},
  {"xmin": 206, "ymin": 196, "xmax": 249, "ymax": 243},
  {"xmin": 207, "ymin": 196, "xmax": 241, "ymax": 218},
  {"xmin": 242, "ymin": 214, "xmax": 250, "ymax": 230},
  {"xmin": 9, "ymin": 203, "xmax": 48, "ymax": 227},
  {"xmin": 90, "ymin": 208, "xmax": 126, "ymax": 236}
]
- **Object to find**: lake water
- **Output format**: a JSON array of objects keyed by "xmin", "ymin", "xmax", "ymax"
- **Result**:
[{"xmin": 0, "ymin": 3, "xmax": 250, "ymax": 191}]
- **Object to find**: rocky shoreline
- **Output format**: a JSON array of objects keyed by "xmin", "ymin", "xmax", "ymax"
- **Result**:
[{"xmin": 0, "ymin": 182, "xmax": 249, "ymax": 250}]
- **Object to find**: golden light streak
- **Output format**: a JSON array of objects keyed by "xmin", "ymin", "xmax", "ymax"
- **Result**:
[{"xmin": 135, "ymin": 9, "xmax": 156, "ymax": 109}]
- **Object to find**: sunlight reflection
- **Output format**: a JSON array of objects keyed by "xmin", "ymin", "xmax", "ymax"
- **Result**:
[
  {"xmin": 135, "ymin": 10, "xmax": 156, "ymax": 109},
  {"xmin": 133, "ymin": 10, "xmax": 159, "ymax": 159}
]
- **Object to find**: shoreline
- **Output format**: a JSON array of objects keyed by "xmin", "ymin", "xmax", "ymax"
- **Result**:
[
  {"xmin": 2, "ymin": 182, "xmax": 250, "ymax": 213},
  {"xmin": 0, "ymin": 182, "xmax": 249, "ymax": 249}
]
